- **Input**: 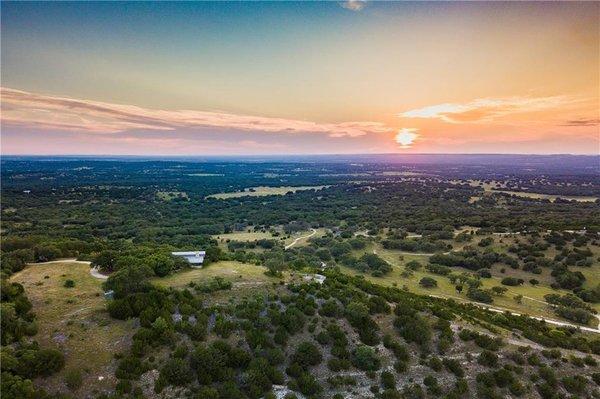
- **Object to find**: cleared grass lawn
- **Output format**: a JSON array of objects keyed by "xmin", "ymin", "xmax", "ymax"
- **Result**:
[
  {"xmin": 207, "ymin": 185, "xmax": 327, "ymax": 199},
  {"xmin": 10, "ymin": 261, "xmax": 134, "ymax": 395},
  {"xmin": 152, "ymin": 261, "xmax": 279, "ymax": 290}
]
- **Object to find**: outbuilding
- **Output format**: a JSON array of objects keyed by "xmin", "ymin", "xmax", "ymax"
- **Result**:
[{"xmin": 171, "ymin": 251, "xmax": 206, "ymax": 268}]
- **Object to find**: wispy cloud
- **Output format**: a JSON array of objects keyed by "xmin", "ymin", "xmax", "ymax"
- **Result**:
[
  {"xmin": 399, "ymin": 96, "xmax": 580, "ymax": 123},
  {"xmin": 561, "ymin": 118, "xmax": 599, "ymax": 127},
  {"xmin": 340, "ymin": 0, "xmax": 366, "ymax": 12},
  {"xmin": 0, "ymin": 87, "xmax": 392, "ymax": 138}
]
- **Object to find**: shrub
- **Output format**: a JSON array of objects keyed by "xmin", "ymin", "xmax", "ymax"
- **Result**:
[
  {"xmin": 561, "ymin": 375, "xmax": 587, "ymax": 394},
  {"xmin": 292, "ymin": 342, "xmax": 322, "ymax": 368},
  {"xmin": 294, "ymin": 372, "xmax": 322, "ymax": 396},
  {"xmin": 352, "ymin": 345, "xmax": 381, "ymax": 371},
  {"xmin": 419, "ymin": 277, "xmax": 437, "ymax": 288},
  {"xmin": 381, "ymin": 370, "xmax": 395, "ymax": 389},
  {"xmin": 159, "ymin": 358, "xmax": 194, "ymax": 386},
  {"xmin": 501, "ymin": 277, "xmax": 522, "ymax": 286},
  {"xmin": 443, "ymin": 358, "xmax": 464, "ymax": 377},
  {"xmin": 478, "ymin": 350, "xmax": 499, "ymax": 368},
  {"xmin": 63, "ymin": 279, "xmax": 75, "ymax": 288}
]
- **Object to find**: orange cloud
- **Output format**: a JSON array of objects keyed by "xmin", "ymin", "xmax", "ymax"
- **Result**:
[
  {"xmin": 0, "ymin": 87, "xmax": 392, "ymax": 138},
  {"xmin": 399, "ymin": 96, "xmax": 582, "ymax": 123}
]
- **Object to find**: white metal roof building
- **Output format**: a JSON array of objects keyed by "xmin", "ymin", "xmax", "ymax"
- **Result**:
[{"xmin": 171, "ymin": 251, "xmax": 206, "ymax": 268}]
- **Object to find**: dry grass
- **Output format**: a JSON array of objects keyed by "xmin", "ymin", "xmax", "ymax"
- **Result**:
[
  {"xmin": 207, "ymin": 185, "xmax": 327, "ymax": 199},
  {"xmin": 10, "ymin": 261, "xmax": 134, "ymax": 396},
  {"xmin": 152, "ymin": 261, "xmax": 276, "ymax": 288},
  {"xmin": 214, "ymin": 230, "xmax": 276, "ymax": 242},
  {"xmin": 345, "ymin": 242, "xmax": 600, "ymax": 323},
  {"xmin": 156, "ymin": 191, "xmax": 188, "ymax": 201}
]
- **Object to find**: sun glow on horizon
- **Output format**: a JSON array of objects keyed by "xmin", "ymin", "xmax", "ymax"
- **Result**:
[{"xmin": 395, "ymin": 128, "xmax": 418, "ymax": 148}]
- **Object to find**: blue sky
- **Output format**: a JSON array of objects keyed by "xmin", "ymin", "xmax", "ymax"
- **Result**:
[{"xmin": 1, "ymin": 1, "xmax": 598, "ymax": 155}]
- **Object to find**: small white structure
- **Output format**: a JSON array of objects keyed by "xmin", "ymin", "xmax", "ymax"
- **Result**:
[
  {"xmin": 172, "ymin": 251, "xmax": 206, "ymax": 268},
  {"xmin": 303, "ymin": 273, "xmax": 326, "ymax": 284}
]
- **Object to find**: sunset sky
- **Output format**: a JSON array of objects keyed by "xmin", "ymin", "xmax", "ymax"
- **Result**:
[{"xmin": 1, "ymin": 1, "xmax": 598, "ymax": 155}]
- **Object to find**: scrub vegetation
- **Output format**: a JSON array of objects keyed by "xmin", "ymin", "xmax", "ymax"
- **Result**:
[{"xmin": 1, "ymin": 155, "xmax": 599, "ymax": 398}]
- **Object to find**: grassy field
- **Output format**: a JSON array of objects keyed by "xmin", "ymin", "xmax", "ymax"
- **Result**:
[
  {"xmin": 214, "ymin": 230, "xmax": 276, "ymax": 242},
  {"xmin": 207, "ymin": 185, "xmax": 327, "ymax": 199},
  {"xmin": 213, "ymin": 227, "xmax": 328, "ymax": 250},
  {"xmin": 156, "ymin": 191, "xmax": 188, "ymax": 201},
  {"xmin": 492, "ymin": 190, "xmax": 598, "ymax": 202},
  {"xmin": 10, "ymin": 261, "xmax": 134, "ymax": 395},
  {"xmin": 346, "ymin": 242, "xmax": 600, "ymax": 325},
  {"xmin": 450, "ymin": 179, "xmax": 598, "ymax": 202},
  {"xmin": 283, "ymin": 228, "xmax": 327, "ymax": 248},
  {"xmin": 151, "ymin": 261, "xmax": 282, "ymax": 299}
]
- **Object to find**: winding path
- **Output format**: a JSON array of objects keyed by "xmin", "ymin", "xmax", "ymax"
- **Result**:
[
  {"xmin": 284, "ymin": 228, "xmax": 317, "ymax": 250},
  {"xmin": 90, "ymin": 265, "xmax": 109, "ymax": 280},
  {"xmin": 429, "ymin": 293, "xmax": 600, "ymax": 334}
]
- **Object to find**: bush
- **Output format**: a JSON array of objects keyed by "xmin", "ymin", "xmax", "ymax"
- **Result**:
[
  {"xmin": 443, "ymin": 358, "xmax": 464, "ymax": 377},
  {"xmin": 467, "ymin": 288, "xmax": 493, "ymax": 304},
  {"xmin": 352, "ymin": 345, "xmax": 381, "ymax": 371},
  {"xmin": 501, "ymin": 277, "xmax": 522, "ymax": 286},
  {"xmin": 63, "ymin": 279, "xmax": 75, "ymax": 288},
  {"xmin": 419, "ymin": 277, "xmax": 437, "ymax": 288},
  {"xmin": 35, "ymin": 349, "xmax": 65, "ymax": 376},
  {"xmin": 381, "ymin": 370, "xmax": 395, "ymax": 389},
  {"xmin": 478, "ymin": 350, "xmax": 499, "ymax": 368},
  {"xmin": 561, "ymin": 375, "xmax": 587, "ymax": 394},
  {"xmin": 294, "ymin": 372, "xmax": 322, "ymax": 396},
  {"xmin": 159, "ymin": 358, "xmax": 194, "ymax": 386},
  {"xmin": 292, "ymin": 342, "xmax": 322, "ymax": 368}
]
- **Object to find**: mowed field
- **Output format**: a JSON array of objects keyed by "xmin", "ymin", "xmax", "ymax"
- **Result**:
[
  {"xmin": 10, "ymin": 261, "xmax": 135, "ymax": 396},
  {"xmin": 207, "ymin": 185, "xmax": 327, "ymax": 199}
]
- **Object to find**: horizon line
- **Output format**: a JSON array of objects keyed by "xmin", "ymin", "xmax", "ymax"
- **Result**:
[{"xmin": 2, "ymin": 152, "xmax": 599, "ymax": 157}]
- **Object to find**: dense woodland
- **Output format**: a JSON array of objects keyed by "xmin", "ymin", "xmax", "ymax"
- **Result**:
[{"xmin": 1, "ymin": 155, "xmax": 599, "ymax": 398}]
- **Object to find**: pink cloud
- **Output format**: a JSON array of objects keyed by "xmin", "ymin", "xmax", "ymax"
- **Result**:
[
  {"xmin": 0, "ymin": 87, "xmax": 392, "ymax": 138},
  {"xmin": 399, "ymin": 96, "xmax": 582, "ymax": 123}
]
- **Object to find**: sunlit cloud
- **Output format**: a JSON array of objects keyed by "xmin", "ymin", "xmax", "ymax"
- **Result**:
[
  {"xmin": 561, "ymin": 118, "xmax": 599, "ymax": 127},
  {"xmin": 340, "ymin": 0, "xmax": 366, "ymax": 11},
  {"xmin": 0, "ymin": 87, "xmax": 392, "ymax": 138},
  {"xmin": 399, "ymin": 96, "xmax": 581, "ymax": 123}
]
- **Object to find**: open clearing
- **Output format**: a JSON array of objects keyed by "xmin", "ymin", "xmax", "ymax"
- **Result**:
[
  {"xmin": 346, "ymin": 243, "xmax": 600, "ymax": 327},
  {"xmin": 213, "ymin": 227, "xmax": 327, "ymax": 250},
  {"xmin": 450, "ymin": 179, "xmax": 598, "ymax": 202},
  {"xmin": 207, "ymin": 185, "xmax": 328, "ymax": 199},
  {"xmin": 283, "ymin": 228, "xmax": 327, "ymax": 248},
  {"xmin": 156, "ymin": 191, "xmax": 188, "ymax": 201},
  {"xmin": 492, "ymin": 190, "xmax": 598, "ymax": 202},
  {"xmin": 214, "ymin": 230, "xmax": 276, "ymax": 242},
  {"xmin": 151, "ymin": 260, "xmax": 279, "ymax": 292},
  {"xmin": 10, "ymin": 261, "xmax": 134, "ymax": 396}
]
